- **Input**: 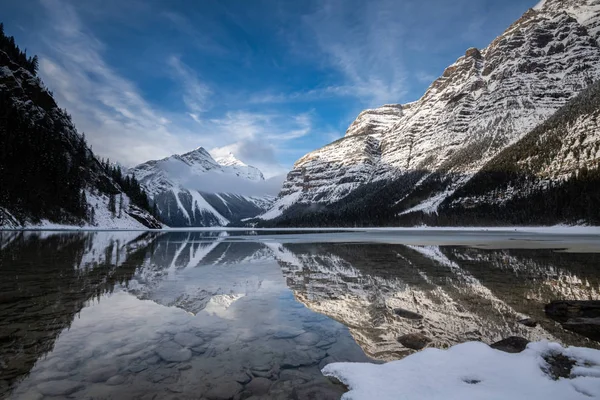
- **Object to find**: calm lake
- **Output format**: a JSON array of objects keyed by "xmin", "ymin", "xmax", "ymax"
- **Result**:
[{"xmin": 1, "ymin": 229, "xmax": 600, "ymax": 399}]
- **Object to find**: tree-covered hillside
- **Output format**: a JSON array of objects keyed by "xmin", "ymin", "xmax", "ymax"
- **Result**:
[{"xmin": 0, "ymin": 24, "xmax": 161, "ymax": 228}]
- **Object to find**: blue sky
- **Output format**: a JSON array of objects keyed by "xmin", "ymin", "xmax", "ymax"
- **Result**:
[{"xmin": 4, "ymin": 0, "xmax": 538, "ymax": 177}]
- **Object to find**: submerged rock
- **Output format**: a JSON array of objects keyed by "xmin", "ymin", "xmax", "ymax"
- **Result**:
[
  {"xmin": 245, "ymin": 377, "xmax": 272, "ymax": 395},
  {"xmin": 545, "ymin": 300, "xmax": 600, "ymax": 320},
  {"xmin": 86, "ymin": 365, "xmax": 120, "ymax": 383},
  {"xmin": 106, "ymin": 375, "xmax": 126, "ymax": 386},
  {"xmin": 173, "ymin": 332, "xmax": 204, "ymax": 348},
  {"xmin": 205, "ymin": 381, "xmax": 243, "ymax": 400},
  {"xmin": 393, "ymin": 308, "xmax": 424, "ymax": 320},
  {"xmin": 36, "ymin": 380, "xmax": 83, "ymax": 396},
  {"xmin": 292, "ymin": 381, "xmax": 345, "ymax": 400},
  {"xmin": 397, "ymin": 333, "xmax": 431, "ymax": 350},
  {"xmin": 518, "ymin": 318, "xmax": 538, "ymax": 328},
  {"xmin": 545, "ymin": 300, "xmax": 600, "ymax": 341},
  {"xmin": 155, "ymin": 341, "xmax": 192, "ymax": 362},
  {"xmin": 294, "ymin": 332, "xmax": 321, "ymax": 346},
  {"xmin": 490, "ymin": 337, "xmax": 530, "ymax": 353}
]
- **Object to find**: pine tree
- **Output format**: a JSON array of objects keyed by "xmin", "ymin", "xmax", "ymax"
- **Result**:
[
  {"xmin": 108, "ymin": 194, "xmax": 116, "ymax": 217},
  {"xmin": 31, "ymin": 55, "xmax": 38, "ymax": 75},
  {"xmin": 80, "ymin": 190, "xmax": 88, "ymax": 218},
  {"xmin": 118, "ymin": 194, "xmax": 123, "ymax": 218}
]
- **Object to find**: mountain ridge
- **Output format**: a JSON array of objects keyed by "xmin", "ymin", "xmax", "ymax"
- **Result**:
[{"xmin": 258, "ymin": 0, "xmax": 600, "ymax": 226}]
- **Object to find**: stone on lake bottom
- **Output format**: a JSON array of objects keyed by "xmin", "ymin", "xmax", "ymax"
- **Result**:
[
  {"xmin": 397, "ymin": 333, "xmax": 431, "ymax": 350},
  {"xmin": 233, "ymin": 371, "xmax": 252, "ymax": 384},
  {"xmin": 205, "ymin": 381, "xmax": 243, "ymax": 400},
  {"xmin": 173, "ymin": 332, "xmax": 204, "ymax": 348},
  {"xmin": 106, "ymin": 375, "xmax": 126, "ymax": 386},
  {"xmin": 518, "ymin": 318, "xmax": 538, "ymax": 328},
  {"xmin": 86, "ymin": 365, "xmax": 119, "ymax": 383},
  {"xmin": 245, "ymin": 377, "xmax": 272, "ymax": 395},
  {"xmin": 292, "ymin": 382, "xmax": 344, "ymax": 400},
  {"xmin": 294, "ymin": 332, "xmax": 321, "ymax": 346},
  {"xmin": 394, "ymin": 308, "xmax": 424, "ymax": 320},
  {"xmin": 155, "ymin": 341, "xmax": 193, "ymax": 362},
  {"xmin": 273, "ymin": 328, "xmax": 305, "ymax": 339},
  {"xmin": 36, "ymin": 380, "xmax": 83, "ymax": 396}
]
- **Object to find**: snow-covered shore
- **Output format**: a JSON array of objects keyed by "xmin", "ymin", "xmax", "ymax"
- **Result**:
[{"xmin": 322, "ymin": 341, "xmax": 600, "ymax": 400}]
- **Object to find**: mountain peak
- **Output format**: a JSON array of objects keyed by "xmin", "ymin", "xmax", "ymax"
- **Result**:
[{"xmin": 215, "ymin": 152, "xmax": 248, "ymax": 168}]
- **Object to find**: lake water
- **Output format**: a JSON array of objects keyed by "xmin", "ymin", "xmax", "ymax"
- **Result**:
[{"xmin": 1, "ymin": 229, "xmax": 600, "ymax": 399}]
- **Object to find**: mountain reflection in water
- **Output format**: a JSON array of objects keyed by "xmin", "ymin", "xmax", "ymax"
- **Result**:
[{"xmin": 1, "ymin": 230, "xmax": 599, "ymax": 399}]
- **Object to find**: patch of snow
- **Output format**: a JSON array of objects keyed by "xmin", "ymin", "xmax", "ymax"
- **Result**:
[
  {"xmin": 533, "ymin": 0, "xmax": 547, "ymax": 10},
  {"xmin": 322, "ymin": 341, "xmax": 600, "ymax": 400},
  {"xmin": 189, "ymin": 190, "xmax": 229, "ymax": 226},
  {"xmin": 169, "ymin": 188, "xmax": 190, "ymax": 224},
  {"xmin": 259, "ymin": 191, "xmax": 302, "ymax": 220}
]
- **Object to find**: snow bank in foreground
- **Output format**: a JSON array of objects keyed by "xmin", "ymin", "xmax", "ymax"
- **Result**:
[{"xmin": 322, "ymin": 341, "xmax": 600, "ymax": 400}]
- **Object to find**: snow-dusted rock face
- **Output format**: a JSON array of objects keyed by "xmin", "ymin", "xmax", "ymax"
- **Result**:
[
  {"xmin": 443, "ymin": 79, "xmax": 600, "ymax": 216},
  {"xmin": 264, "ymin": 0, "xmax": 600, "ymax": 220},
  {"xmin": 536, "ymin": 0, "xmax": 600, "ymax": 41},
  {"xmin": 131, "ymin": 149, "xmax": 274, "ymax": 227},
  {"xmin": 344, "ymin": 104, "xmax": 405, "ymax": 138}
]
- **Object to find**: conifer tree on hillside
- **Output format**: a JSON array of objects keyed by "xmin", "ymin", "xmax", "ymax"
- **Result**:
[{"xmin": 108, "ymin": 194, "xmax": 116, "ymax": 217}]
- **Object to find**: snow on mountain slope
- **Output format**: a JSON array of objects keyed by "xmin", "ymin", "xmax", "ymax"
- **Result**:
[
  {"xmin": 215, "ymin": 152, "xmax": 265, "ymax": 181},
  {"xmin": 345, "ymin": 104, "xmax": 405, "ymax": 138},
  {"xmin": 536, "ymin": 0, "xmax": 600, "ymax": 41},
  {"xmin": 131, "ymin": 148, "xmax": 274, "ymax": 227},
  {"xmin": 262, "ymin": 0, "xmax": 600, "ymax": 221}
]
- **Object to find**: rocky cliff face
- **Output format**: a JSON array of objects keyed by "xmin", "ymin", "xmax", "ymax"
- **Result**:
[
  {"xmin": 439, "ymin": 79, "xmax": 600, "ymax": 225},
  {"xmin": 262, "ymin": 0, "xmax": 600, "ymax": 222}
]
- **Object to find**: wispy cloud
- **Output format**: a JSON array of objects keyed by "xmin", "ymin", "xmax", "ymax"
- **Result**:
[
  {"xmin": 168, "ymin": 55, "xmax": 212, "ymax": 115},
  {"xmin": 209, "ymin": 111, "xmax": 314, "ymax": 176},
  {"xmin": 299, "ymin": 0, "xmax": 407, "ymax": 106},
  {"xmin": 38, "ymin": 0, "xmax": 195, "ymax": 164},
  {"xmin": 34, "ymin": 0, "xmax": 313, "ymax": 178}
]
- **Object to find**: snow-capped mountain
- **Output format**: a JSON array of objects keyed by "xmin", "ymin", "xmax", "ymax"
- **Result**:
[
  {"xmin": 130, "ymin": 149, "xmax": 275, "ymax": 227},
  {"xmin": 261, "ymin": 0, "xmax": 600, "ymax": 224}
]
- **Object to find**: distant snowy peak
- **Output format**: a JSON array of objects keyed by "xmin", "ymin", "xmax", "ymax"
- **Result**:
[
  {"xmin": 131, "ymin": 147, "xmax": 266, "ymax": 198},
  {"xmin": 180, "ymin": 147, "xmax": 221, "ymax": 171},
  {"xmin": 130, "ymin": 147, "xmax": 273, "ymax": 227},
  {"xmin": 215, "ymin": 152, "xmax": 248, "ymax": 167},
  {"xmin": 215, "ymin": 152, "xmax": 265, "ymax": 182}
]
